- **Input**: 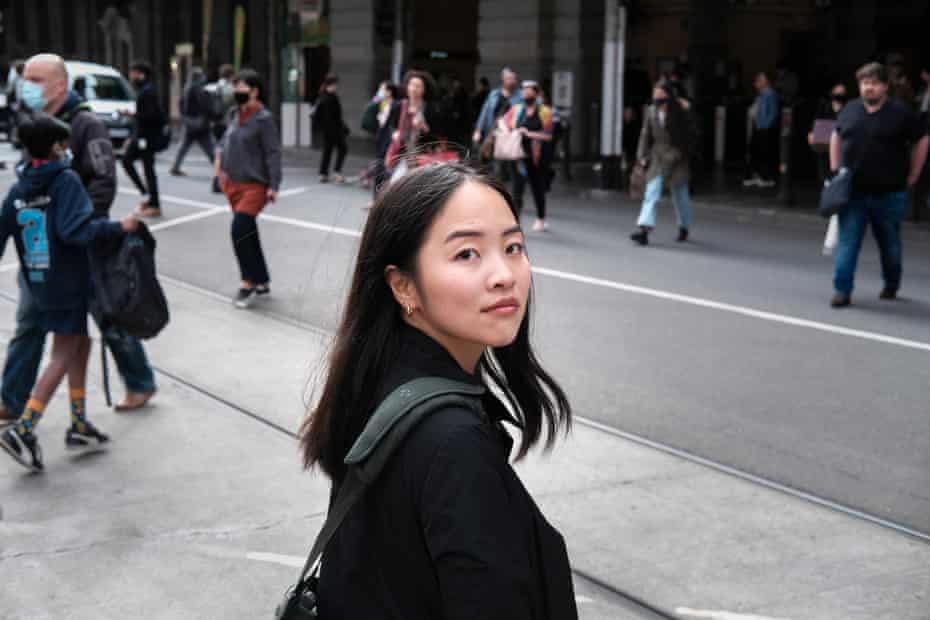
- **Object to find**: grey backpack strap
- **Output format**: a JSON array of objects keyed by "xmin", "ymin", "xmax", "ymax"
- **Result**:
[{"xmin": 293, "ymin": 377, "xmax": 485, "ymax": 584}]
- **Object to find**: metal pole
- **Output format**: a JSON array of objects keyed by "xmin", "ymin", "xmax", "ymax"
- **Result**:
[
  {"xmin": 599, "ymin": 0, "xmax": 625, "ymax": 189},
  {"xmin": 392, "ymin": 0, "xmax": 404, "ymax": 84},
  {"xmin": 776, "ymin": 106, "xmax": 795, "ymax": 205}
]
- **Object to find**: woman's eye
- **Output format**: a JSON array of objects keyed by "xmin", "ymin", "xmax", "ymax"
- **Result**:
[
  {"xmin": 506, "ymin": 242, "xmax": 525, "ymax": 255},
  {"xmin": 455, "ymin": 248, "xmax": 479, "ymax": 261}
]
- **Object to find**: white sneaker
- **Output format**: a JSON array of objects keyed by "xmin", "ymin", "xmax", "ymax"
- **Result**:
[
  {"xmin": 532, "ymin": 219, "xmax": 547, "ymax": 232},
  {"xmin": 758, "ymin": 178, "xmax": 776, "ymax": 188},
  {"xmin": 742, "ymin": 176, "xmax": 761, "ymax": 187}
]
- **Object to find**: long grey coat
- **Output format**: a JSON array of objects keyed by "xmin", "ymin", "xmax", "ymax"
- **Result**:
[{"xmin": 636, "ymin": 103, "xmax": 693, "ymax": 187}]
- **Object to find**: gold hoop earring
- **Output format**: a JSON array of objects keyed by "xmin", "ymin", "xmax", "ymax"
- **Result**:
[{"xmin": 405, "ymin": 304, "xmax": 414, "ymax": 316}]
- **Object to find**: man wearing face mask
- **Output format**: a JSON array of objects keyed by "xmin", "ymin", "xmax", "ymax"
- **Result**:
[
  {"xmin": 121, "ymin": 61, "xmax": 164, "ymax": 218},
  {"xmin": 0, "ymin": 53, "xmax": 157, "ymax": 426}
]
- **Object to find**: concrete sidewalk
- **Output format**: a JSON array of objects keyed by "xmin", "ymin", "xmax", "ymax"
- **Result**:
[{"xmin": 2, "ymin": 272, "xmax": 926, "ymax": 619}]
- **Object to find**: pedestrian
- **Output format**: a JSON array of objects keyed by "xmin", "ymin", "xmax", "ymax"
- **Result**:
[
  {"xmin": 366, "ymin": 82, "xmax": 400, "ymax": 208},
  {"xmin": 888, "ymin": 62, "xmax": 915, "ymax": 105},
  {"xmin": 121, "ymin": 60, "xmax": 165, "ymax": 217},
  {"xmin": 313, "ymin": 74, "xmax": 348, "ymax": 184},
  {"xmin": 912, "ymin": 63, "xmax": 930, "ymax": 219},
  {"xmin": 215, "ymin": 69, "xmax": 282, "ymax": 309},
  {"xmin": 808, "ymin": 82, "xmax": 849, "ymax": 187},
  {"xmin": 170, "ymin": 67, "xmax": 216, "ymax": 185},
  {"xmin": 630, "ymin": 80, "xmax": 696, "ymax": 245},
  {"xmin": 383, "ymin": 70, "xmax": 440, "ymax": 182},
  {"xmin": 502, "ymin": 80, "xmax": 554, "ymax": 231},
  {"xmin": 471, "ymin": 76, "xmax": 490, "ymax": 123},
  {"xmin": 206, "ymin": 63, "xmax": 236, "ymax": 143},
  {"xmin": 828, "ymin": 62, "xmax": 928, "ymax": 307},
  {"xmin": 441, "ymin": 77, "xmax": 471, "ymax": 148},
  {"xmin": 0, "ymin": 113, "xmax": 139, "ymax": 471},
  {"xmin": 743, "ymin": 71, "xmax": 779, "ymax": 188},
  {"xmin": 298, "ymin": 163, "xmax": 577, "ymax": 619},
  {"xmin": 0, "ymin": 53, "xmax": 157, "ymax": 426},
  {"xmin": 472, "ymin": 67, "xmax": 522, "ymax": 178},
  {"xmin": 917, "ymin": 64, "xmax": 930, "ymax": 119}
]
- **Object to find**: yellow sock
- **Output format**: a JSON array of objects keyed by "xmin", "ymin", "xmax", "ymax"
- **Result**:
[
  {"xmin": 16, "ymin": 399, "xmax": 47, "ymax": 438},
  {"xmin": 70, "ymin": 388, "xmax": 88, "ymax": 432}
]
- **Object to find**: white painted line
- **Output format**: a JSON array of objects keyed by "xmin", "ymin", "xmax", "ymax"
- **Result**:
[
  {"xmin": 277, "ymin": 186, "xmax": 309, "ymax": 198},
  {"xmin": 148, "ymin": 207, "xmax": 226, "ymax": 232},
  {"xmin": 574, "ymin": 596, "xmax": 596, "ymax": 605},
  {"xmin": 261, "ymin": 213, "xmax": 362, "ymax": 239},
  {"xmin": 116, "ymin": 190, "xmax": 930, "ymax": 354},
  {"xmin": 532, "ymin": 266, "xmax": 930, "ymax": 354},
  {"xmin": 677, "ymin": 608, "xmax": 793, "ymax": 620},
  {"xmin": 0, "ymin": 262, "xmax": 17, "ymax": 273},
  {"xmin": 245, "ymin": 551, "xmax": 305, "ymax": 569},
  {"xmin": 118, "ymin": 186, "xmax": 223, "ymax": 210}
]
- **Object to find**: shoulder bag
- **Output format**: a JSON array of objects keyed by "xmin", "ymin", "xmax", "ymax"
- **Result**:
[
  {"xmin": 274, "ymin": 377, "xmax": 486, "ymax": 620},
  {"xmin": 819, "ymin": 106, "xmax": 870, "ymax": 218}
]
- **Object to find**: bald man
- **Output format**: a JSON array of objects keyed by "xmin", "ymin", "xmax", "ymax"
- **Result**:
[{"xmin": 0, "ymin": 53, "xmax": 156, "ymax": 424}]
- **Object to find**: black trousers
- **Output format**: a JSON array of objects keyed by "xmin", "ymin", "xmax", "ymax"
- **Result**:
[
  {"xmin": 513, "ymin": 159, "xmax": 547, "ymax": 219},
  {"xmin": 122, "ymin": 140, "xmax": 160, "ymax": 207},
  {"xmin": 320, "ymin": 134, "xmax": 347, "ymax": 175},
  {"xmin": 749, "ymin": 126, "xmax": 779, "ymax": 181},
  {"xmin": 371, "ymin": 158, "xmax": 389, "ymax": 199},
  {"xmin": 172, "ymin": 128, "xmax": 215, "ymax": 171},
  {"xmin": 231, "ymin": 212, "xmax": 270, "ymax": 285}
]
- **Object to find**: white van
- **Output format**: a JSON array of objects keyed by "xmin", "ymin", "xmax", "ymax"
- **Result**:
[{"xmin": 64, "ymin": 60, "xmax": 136, "ymax": 148}]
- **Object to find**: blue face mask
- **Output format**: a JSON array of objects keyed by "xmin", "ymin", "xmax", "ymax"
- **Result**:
[
  {"xmin": 21, "ymin": 80, "xmax": 48, "ymax": 111},
  {"xmin": 60, "ymin": 148, "xmax": 74, "ymax": 167}
]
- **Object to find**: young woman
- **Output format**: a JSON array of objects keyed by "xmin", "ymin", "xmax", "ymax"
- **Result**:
[
  {"xmin": 383, "ymin": 70, "xmax": 440, "ymax": 179},
  {"xmin": 299, "ymin": 163, "xmax": 577, "ymax": 619},
  {"xmin": 314, "ymin": 74, "xmax": 348, "ymax": 184},
  {"xmin": 0, "ymin": 114, "xmax": 138, "ymax": 471},
  {"xmin": 503, "ymin": 80, "xmax": 554, "ymax": 232},
  {"xmin": 215, "ymin": 69, "xmax": 282, "ymax": 309},
  {"xmin": 364, "ymin": 82, "xmax": 400, "ymax": 208},
  {"xmin": 630, "ymin": 80, "xmax": 696, "ymax": 246}
]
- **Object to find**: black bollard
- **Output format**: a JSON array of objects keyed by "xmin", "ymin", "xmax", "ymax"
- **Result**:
[{"xmin": 776, "ymin": 106, "xmax": 796, "ymax": 205}]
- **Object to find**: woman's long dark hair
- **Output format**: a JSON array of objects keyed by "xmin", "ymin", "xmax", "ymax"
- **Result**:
[
  {"xmin": 299, "ymin": 163, "xmax": 572, "ymax": 481},
  {"xmin": 655, "ymin": 80, "xmax": 691, "ymax": 153}
]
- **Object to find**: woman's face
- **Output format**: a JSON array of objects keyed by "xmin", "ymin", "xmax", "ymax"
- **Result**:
[
  {"xmin": 407, "ymin": 77, "xmax": 425, "ymax": 100},
  {"xmin": 402, "ymin": 181, "xmax": 531, "ymax": 371}
]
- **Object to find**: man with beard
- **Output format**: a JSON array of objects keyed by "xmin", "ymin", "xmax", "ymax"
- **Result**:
[{"xmin": 829, "ymin": 62, "xmax": 928, "ymax": 307}]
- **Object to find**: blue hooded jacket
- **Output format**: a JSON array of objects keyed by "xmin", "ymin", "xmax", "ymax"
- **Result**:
[{"xmin": 0, "ymin": 160, "xmax": 123, "ymax": 311}]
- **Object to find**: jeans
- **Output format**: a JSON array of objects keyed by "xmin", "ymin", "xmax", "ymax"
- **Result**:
[
  {"xmin": 231, "ymin": 212, "xmax": 270, "ymax": 285},
  {"xmin": 636, "ymin": 174, "xmax": 693, "ymax": 230},
  {"xmin": 1, "ymin": 272, "xmax": 156, "ymax": 413},
  {"xmin": 172, "ymin": 128, "xmax": 215, "ymax": 171},
  {"xmin": 833, "ymin": 190, "xmax": 907, "ymax": 296},
  {"xmin": 513, "ymin": 159, "xmax": 548, "ymax": 219},
  {"xmin": 122, "ymin": 139, "xmax": 160, "ymax": 207},
  {"xmin": 319, "ymin": 134, "xmax": 347, "ymax": 176}
]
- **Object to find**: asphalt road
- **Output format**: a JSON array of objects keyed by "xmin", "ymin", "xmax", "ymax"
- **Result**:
[{"xmin": 4, "ymin": 144, "xmax": 930, "ymax": 537}]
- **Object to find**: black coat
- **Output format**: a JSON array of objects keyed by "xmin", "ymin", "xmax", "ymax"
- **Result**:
[
  {"xmin": 317, "ymin": 324, "xmax": 578, "ymax": 620},
  {"xmin": 133, "ymin": 81, "xmax": 164, "ymax": 142},
  {"xmin": 314, "ymin": 91, "xmax": 346, "ymax": 140}
]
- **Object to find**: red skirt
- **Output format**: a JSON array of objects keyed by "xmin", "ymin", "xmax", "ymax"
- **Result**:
[{"xmin": 223, "ymin": 178, "xmax": 268, "ymax": 217}]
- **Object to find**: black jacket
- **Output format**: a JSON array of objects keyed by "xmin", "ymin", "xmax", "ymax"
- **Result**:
[
  {"xmin": 133, "ymin": 81, "xmax": 164, "ymax": 142},
  {"xmin": 317, "ymin": 324, "xmax": 577, "ymax": 620},
  {"xmin": 57, "ymin": 92, "xmax": 117, "ymax": 219},
  {"xmin": 313, "ymin": 91, "xmax": 346, "ymax": 140}
]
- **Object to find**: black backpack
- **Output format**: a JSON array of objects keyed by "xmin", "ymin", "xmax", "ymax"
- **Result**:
[{"xmin": 89, "ymin": 221, "xmax": 169, "ymax": 403}]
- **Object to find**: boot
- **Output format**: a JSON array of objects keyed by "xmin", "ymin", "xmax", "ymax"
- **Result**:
[{"xmin": 630, "ymin": 226, "xmax": 650, "ymax": 246}]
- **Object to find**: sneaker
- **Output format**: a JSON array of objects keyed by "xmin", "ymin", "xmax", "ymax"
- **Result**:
[
  {"xmin": 630, "ymin": 227, "xmax": 649, "ymax": 246},
  {"xmin": 532, "ymin": 219, "xmax": 547, "ymax": 232},
  {"xmin": 757, "ymin": 178, "xmax": 776, "ymax": 188},
  {"xmin": 879, "ymin": 287, "xmax": 897, "ymax": 300},
  {"xmin": 332, "ymin": 174, "xmax": 346, "ymax": 184},
  {"xmin": 255, "ymin": 285, "xmax": 271, "ymax": 300},
  {"xmin": 234, "ymin": 287, "xmax": 256, "ymax": 309},
  {"xmin": 319, "ymin": 175, "xmax": 330, "ymax": 184},
  {"xmin": 742, "ymin": 175, "xmax": 761, "ymax": 187},
  {"xmin": 169, "ymin": 168, "xmax": 187, "ymax": 176},
  {"xmin": 1, "ymin": 428, "xmax": 43, "ymax": 472},
  {"xmin": 65, "ymin": 422, "xmax": 110, "ymax": 452},
  {"xmin": 676, "ymin": 228, "xmax": 689, "ymax": 242},
  {"xmin": 830, "ymin": 293, "xmax": 851, "ymax": 308}
]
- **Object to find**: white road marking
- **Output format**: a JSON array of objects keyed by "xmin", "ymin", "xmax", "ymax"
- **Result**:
[
  {"xmin": 119, "ymin": 187, "xmax": 930, "ymax": 354},
  {"xmin": 277, "ymin": 186, "xmax": 309, "ymax": 198},
  {"xmin": 245, "ymin": 551, "xmax": 305, "ymax": 569},
  {"xmin": 148, "ymin": 207, "xmax": 226, "ymax": 232},
  {"xmin": 118, "ymin": 186, "xmax": 222, "ymax": 210},
  {"xmin": 676, "ymin": 608, "xmax": 793, "ymax": 620}
]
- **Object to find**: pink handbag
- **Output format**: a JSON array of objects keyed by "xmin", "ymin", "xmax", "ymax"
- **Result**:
[{"xmin": 493, "ymin": 119, "xmax": 525, "ymax": 161}]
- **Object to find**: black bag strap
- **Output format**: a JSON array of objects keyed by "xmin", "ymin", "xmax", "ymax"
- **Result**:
[
  {"xmin": 101, "ymin": 338, "xmax": 112, "ymax": 408},
  {"xmin": 292, "ymin": 377, "xmax": 486, "ymax": 585}
]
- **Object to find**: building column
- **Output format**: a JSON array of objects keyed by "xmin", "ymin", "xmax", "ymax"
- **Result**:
[{"xmin": 329, "ymin": 0, "xmax": 377, "ymax": 136}]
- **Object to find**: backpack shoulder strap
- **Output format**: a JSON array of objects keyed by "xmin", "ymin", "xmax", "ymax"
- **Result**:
[
  {"xmin": 58, "ymin": 101, "xmax": 94, "ymax": 124},
  {"xmin": 294, "ymin": 377, "xmax": 485, "ymax": 583}
]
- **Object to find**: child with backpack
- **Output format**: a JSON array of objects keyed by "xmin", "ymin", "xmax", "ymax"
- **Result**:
[{"xmin": 0, "ymin": 113, "xmax": 138, "ymax": 472}]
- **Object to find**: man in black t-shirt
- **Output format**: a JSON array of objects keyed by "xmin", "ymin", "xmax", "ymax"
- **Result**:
[{"xmin": 828, "ymin": 62, "xmax": 928, "ymax": 308}]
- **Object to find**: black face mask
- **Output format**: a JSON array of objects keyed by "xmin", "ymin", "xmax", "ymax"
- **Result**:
[
  {"xmin": 653, "ymin": 97, "xmax": 671, "ymax": 106},
  {"xmin": 131, "ymin": 78, "xmax": 146, "ymax": 88},
  {"xmin": 523, "ymin": 96, "xmax": 537, "ymax": 105},
  {"xmin": 234, "ymin": 91, "xmax": 250, "ymax": 105}
]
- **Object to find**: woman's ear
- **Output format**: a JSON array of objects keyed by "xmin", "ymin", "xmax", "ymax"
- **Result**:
[{"xmin": 384, "ymin": 265, "xmax": 420, "ymax": 312}]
